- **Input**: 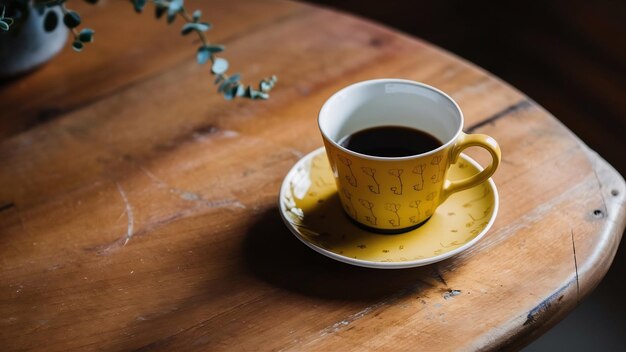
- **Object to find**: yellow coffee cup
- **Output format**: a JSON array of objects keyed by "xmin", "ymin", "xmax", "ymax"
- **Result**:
[{"xmin": 318, "ymin": 79, "xmax": 501, "ymax": 232}]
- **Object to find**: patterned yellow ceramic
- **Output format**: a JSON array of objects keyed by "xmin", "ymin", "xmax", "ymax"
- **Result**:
[
  {"xmin": 318, "ymin": 79, "xmax": 501, "ymax": 231},
  {"xmin": 279, "ymin": 148, "xmax": 498, "ymax": 269}
]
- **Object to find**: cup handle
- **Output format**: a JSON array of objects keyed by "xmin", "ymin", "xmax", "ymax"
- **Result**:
[{"xmin": 441, "ymin": 132, "xmax": 501, "ymax": 201}]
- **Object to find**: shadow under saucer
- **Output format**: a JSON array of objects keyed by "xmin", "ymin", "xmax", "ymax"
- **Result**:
[{"xmin": 278, "ymin": 148, "xmax": 498, "ymax": 269}]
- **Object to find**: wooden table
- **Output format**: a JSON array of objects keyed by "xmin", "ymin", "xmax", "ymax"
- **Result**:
[{"xmin": 1, "ymin": 1, "xmax": 625, "ymax": 350}]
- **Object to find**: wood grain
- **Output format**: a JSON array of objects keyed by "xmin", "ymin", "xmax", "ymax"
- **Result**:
[{"xmin": 0, "ymin": 1, "xmax": 624, "ymax": 351}]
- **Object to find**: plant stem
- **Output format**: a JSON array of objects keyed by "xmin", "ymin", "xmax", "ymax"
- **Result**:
[
  {"xmin": 59, "ymin": 3, "xmax": 79, "ymax": 38},
  {"xmin": 178, "ymin": 6, "xmax": 229, "ymax": 81},
  {"xmin": 180, "ymin": 9, "xmax": 207, "ymax": 45}
]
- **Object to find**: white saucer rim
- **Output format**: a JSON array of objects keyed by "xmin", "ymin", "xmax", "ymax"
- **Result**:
[{"xmin": 278, "ymin": 147, "xmax": 499, "ymax": 269}]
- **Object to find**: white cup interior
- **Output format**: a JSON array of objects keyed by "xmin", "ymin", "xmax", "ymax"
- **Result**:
[{"xmin": 319, "ymin": 79, "xmax": 463, "ymax": 155}]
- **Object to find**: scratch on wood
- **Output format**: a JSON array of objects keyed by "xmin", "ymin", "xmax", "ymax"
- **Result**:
[
  {"xmin": 172, "ymin": 189, "xmax": 245, "ymax": 209},
  {"xmin": 191, "ymin": 125, "xmax": 239, "ymax": 142},
  {"xmin": 95, "ymin": 201, "xmax": 240, "ymax": 255},
  {"xmin": 139, "ymin": 165, "xmax": 245, "ymax": 209},
  {"xmin": 152, "ymin": 126, "xmax": 240, "ymax": 152},
  {"xmin": 95, "ymin": 183, "xmax": 136, "ymax": 254},
  {"xmin": 116, "ymin": 183, "xmax": 135, "ymax": 246},
  {"xmin": 287, "ymin": 148, "xmax": 305, "ymax": 159},
  {"xmin": 0, "ymin": 202, "xmax": 15, "ymax": 212},
  {"xmin": 140, "ymin": 166, "xmax": 245, "ymax": 207},
  {"xmin": 571, "ymin": 229, "xmax": 580, "ymax": 299},
  {"xmin": 319, "ymin": 301, "xmax": 389, "ymax": 337},
  {"xmin": 140, "ymin": 165, "xmax": 169, "ymax": 187},
  {"xmin": 467, "ymin": 99, "xmax": 532, "ymax": 132},
  {"xmin": 133, "ymin": 211, "xmax": 195, "ymax": 237},
  {"xmin": 91, "ymin": 166, "xmax": 245, "ymax": 255}
]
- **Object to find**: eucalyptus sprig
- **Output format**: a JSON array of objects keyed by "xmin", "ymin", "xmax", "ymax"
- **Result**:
[
  {"xmin": 136, "ymin": 0, "xmax": 276, "ymax": 100},
  {"xmin": 57, "ymin": 2, "xmax": 95, "ymax": 52},
  {"xmin": 2, "ymin": 0, "xmax": 277, "ymax": 100}
]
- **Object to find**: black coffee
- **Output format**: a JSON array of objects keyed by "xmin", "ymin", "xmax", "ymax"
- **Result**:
[{"xmin": 339, "ymin": 126, "xmax": 442, "ymax": 157}]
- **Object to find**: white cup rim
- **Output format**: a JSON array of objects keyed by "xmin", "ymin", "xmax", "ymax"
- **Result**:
[{"xmin": 318, "ymin": 79, "xmax": 464, "ymax": 161}]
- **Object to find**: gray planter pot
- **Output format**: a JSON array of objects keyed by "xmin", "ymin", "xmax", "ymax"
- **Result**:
[{"xmin": 0, "ymin": 7, "xmax": 68, "ymax": 78}]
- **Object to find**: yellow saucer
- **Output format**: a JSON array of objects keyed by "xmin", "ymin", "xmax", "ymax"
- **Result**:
[{"xmin": 279, "ymin": 147, "xmax": 499, "ymax": 269}]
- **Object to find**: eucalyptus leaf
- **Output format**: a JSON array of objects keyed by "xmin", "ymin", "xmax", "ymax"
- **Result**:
[
  {"xmin": 132, "ymin": 0, "xmax": 146, "ymax": 12},
  {"xmin": 166, "ymin": 12, "xmax": 176, "ymax": 24},
  {"xmin": 72, "ymin": 40, "xmax": 84, "ymax": 52},
  {"xmin": 223, "ymin": 87, "xmax": 236, "ymax": 100},
  {"xmin": 211, "ymin": 58, "xmax": 228, "ymax": 74},
  {"xmin": 225, "ymin": 84, "xmax": 244, "ymax": 100},
  {"xmin": 218, "ymin": 80, "xmax": 229, "ymax": 93},
  {"xmin": 248, "ymin": 88, "xmax": 268, "ymax": 100},
  {"xmin": 63, "ymin": 11, "xmax": 81, "ymax": 28},
  {"xmin": 155, "ymin": 6, "xmax": 165, "ymax": 19},
  {"xmin": 167, "ymin": 0, "xmax": 183, "ymax": 16},
  {"xmin": 181, "ymin": 23, "xmax": 193, "ymax": 35},
  {"xmin": 192, "ymin": 9, "xmax": 201, "ymax": 22},
  {"xmin": 255, "ymin": 92, "xmax": 269, "ymax": 100},
  {"xmin": 78, "ymin": 28, "xmax": 94, "ymax": 42},
  {"xmin": 235, "ymin": 84, "xmax": 246, "ymax": 97},
  {"xmin": 196, "ymin": 46, "xmax": 211, "ymax": 64},
  {"xmin": 244, "ymin": 86, "xmax": 254, "ymax": 98},
  {"xmin": 227, "ymin": 73, "xmax": 240, "ymax": 84},
  {"xmin": 181, "ymin": 22, "xmax": 209, "ymax": 35},
  {"xmin": 200, "ymin": 44, "xmax": 223, "ymax": 54},
  {"xmin": 43, "ymin": 11, "xmax": 58, "ymax": 32},
  {"xmin": 259, "ymin": 75, "xmax": 278, "ymax": 92}
]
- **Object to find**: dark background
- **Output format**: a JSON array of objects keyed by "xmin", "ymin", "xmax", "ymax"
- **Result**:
[{"xmin": 305, "ymin": 0, "xmax": 625, "ymax": 349}]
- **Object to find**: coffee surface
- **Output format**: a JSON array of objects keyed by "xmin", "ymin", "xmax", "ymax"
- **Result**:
[{"xmin": 339, "ymin": 126, "xmax": 442, "ymax": 157}]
